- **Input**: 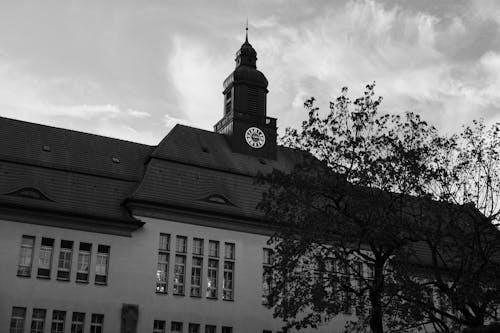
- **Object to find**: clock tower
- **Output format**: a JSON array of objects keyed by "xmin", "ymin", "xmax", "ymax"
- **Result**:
[{"xmin": 214, "ymin": 28, "xmax": 277, "ymax": 160}]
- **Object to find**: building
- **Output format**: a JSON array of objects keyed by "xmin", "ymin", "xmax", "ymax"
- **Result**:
[{"xmin": 0, "ymin": 34, "xmax": 354, "ymax": 333}]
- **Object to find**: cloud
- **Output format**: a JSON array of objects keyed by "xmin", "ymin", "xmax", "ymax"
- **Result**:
[
  {"xmin": 127, "ymin": 109, "xmax": 151, "ymax": 118},
  {"xmin": 251, "ymin": 0, "xmax": 500, "ymax": 134},
  {"xmin": 166, "ymin": 35, "xmax": 228, "ymax": 131},
  {"xmin": 0, "ymin": 59, "xmax": 158, "ymax": 144}
]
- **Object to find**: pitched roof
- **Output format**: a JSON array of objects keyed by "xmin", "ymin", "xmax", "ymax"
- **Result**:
[
  {"xmin": 151, "ymin": 124, "xmax": 303, "ymax": 176},
  {"xmin": 0, "ymin": 117, "xmax": 305, "ymax": 229},
  {"xmin": 130, "ymin": 124, "xmax": 306, "ymax": 221},
  {"xmin": 0, "ymin": 116, "xmax": 154, "ymax": 229},
  {"xmin": 0, "ymin": 116, "xmax": 153, "ymax": 180}
]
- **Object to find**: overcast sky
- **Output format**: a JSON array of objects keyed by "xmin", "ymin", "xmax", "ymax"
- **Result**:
[{"xmin": 1, "ymin": 0, "xmax": 500, "ymax": 145}]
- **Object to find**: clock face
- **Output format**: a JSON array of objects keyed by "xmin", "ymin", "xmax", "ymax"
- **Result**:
[{"xmin": 245, "ymin": 127, "xmax": 266, "ymax": 149}]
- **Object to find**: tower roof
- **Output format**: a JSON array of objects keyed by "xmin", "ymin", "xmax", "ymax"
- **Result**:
[{"xmin": 235, "ymin": 24, "xmax": 257, "ymax": 69}]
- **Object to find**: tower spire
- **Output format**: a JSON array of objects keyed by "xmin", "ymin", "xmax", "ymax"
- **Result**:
[{"xmin": 245, "ymin": 18, "xmax": 248, "ymax": 43}]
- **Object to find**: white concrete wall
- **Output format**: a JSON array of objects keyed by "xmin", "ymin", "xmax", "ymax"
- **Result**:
[{"xmin": 0, "ymin": 217, "xmax": 351, "ymax": 333}]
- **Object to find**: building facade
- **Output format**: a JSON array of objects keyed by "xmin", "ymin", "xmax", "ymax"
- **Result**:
[{"xmin": 0, "ymin": 36, "xmax": 352, "ymax": 333}]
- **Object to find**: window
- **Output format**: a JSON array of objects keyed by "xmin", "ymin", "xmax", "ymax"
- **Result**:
[
  {"xmin": 31, "ymin": 308, "xmax": 46, "ymax": 333},
  {"xmin": 9, "ymin": 307, "xmax": 26, "ymax": 333},
  {"xmin": 95, "ymin": 245, "xmax": 110, "ymax": 285},
  {"xmin": 153, "ymin": 320, "xmax": 166, "ymax": 333},
  {"xmin": 190, "ymin": 256, "xmax": 203, "ymax": 297},
  {"xmin": 171, "ymin": 321, "xmax": 183, "ymax": 333},
  {"xmin": 17, "ymin": 236, "xmax": 35, "ymax": 277},
  {"xmin": 174, "ymin": 255, "xmax": 186, "ymax": 295},
  {"xmin": 76, "ymin": 243, "xmax": 91, "ymax": 283},
  {"xmin": 188, "ymin": 323, "xmax": 200, "ymax": 333},
  {"xmin": 223, "ymin": 261, "xmax": 234, "ymax": 300},
  {"xmin": 222, "ymin": 327, "xmax": 232, "ymax": 333},
  {"xmin": 51, "ymin": 310, "xmax": 65, "ymax": 333},
  {"xmin": 70, "ymin": 312, "xmax": 85, "ymax": 333},
  {"xmin": 262, "ymin": 249, "xmax": 274, "ymax": 305},
  {"xmin": 176, "ymin": 236, "xmax": 187, "ymax": 253},
  {"xmin": 159, "ymin": 233, "xmax": 170, "ymax": 251},
  {"xmin": 38, "ymin": 238, "xmax": 54, "ymax": 278},
  {"xmin": 90, "ymin": 314, "xmax": 104, "ymax": 333},
  {"xmin": 263, "ymin": 248, "xmax": 273, "ymax": 265},
  {"xmin": 224, "ymin": 243, "xmax": 235, "ymax": 260},
  {"xmin": 157, "ymin": 234, "xmax": 170, "ymax": 293},
  {"xmin": 366, "ymin": 263, "xmax": 375, "ymax": 280},
  {"xmin": 156, "ymin": 252, "xmax": 169, "ymax": 293},
  {"xmin": 57, "ymin": 240, "xmax": 73, "ymax": 281},
  {"xmin": 192, "ymin": 238, "xmax": 203, "ymax": 255},
  {"xmin": 208, "ymin": 240, "xmax": 219, "ymax": 257},
  {"xmin": 205, "ymin": 325, "xmax": 216, "ymax": 333},
  {"xmin": 207, "ymin": 259, "xmax": 218, "ymax": 298}
]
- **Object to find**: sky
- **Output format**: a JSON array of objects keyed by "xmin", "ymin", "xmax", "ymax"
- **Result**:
[{"xmin": 1, "ymin": 0, "xmax": 500, "ymax": 145}]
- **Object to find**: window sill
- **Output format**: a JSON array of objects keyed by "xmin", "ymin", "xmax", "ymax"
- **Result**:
[
  {"xmin": 155, "ymin": 291, "xmax": 168, "ymax": 295},
  {"xmin": 36, "ymin": 275, "xmax": 50, "ymax": 280},
  {"xmin": 206, "ymin": 296, "xmax": 218, "ymax": 300},
  {"xmin": 190, "ymin": 294, "xmax": 202, "ymax": 298},
  {"xmin": 56, "ymin": 278, "xmax": 70, "ymax": 282},
  {"xmin": 173, "ymin": 293, "xmax": 185, "ymax": 296},
  {"xmin": 94, "ymin": 282, "xmax": 108, "ymax": 286},
  {"xmin": 75, "ymin": 280, "xmax": 89, "ymax": 284},
  {"xmin": 222, "ymin": 298, "xmax": 234, "ymax": 302}
]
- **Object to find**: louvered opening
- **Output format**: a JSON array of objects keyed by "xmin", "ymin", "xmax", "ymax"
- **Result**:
[{"xmin": 248, "ymin": 86, "xmax": 259, "ymax": 115}]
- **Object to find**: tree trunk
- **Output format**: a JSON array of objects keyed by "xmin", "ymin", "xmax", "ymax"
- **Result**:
[
  {"xmin": 369, "ymin": 261, "xmax": 385, "ymax": 333},
  {"xmin": 369, "ymin": 289, "xmax": 384, "ymax": 333}
]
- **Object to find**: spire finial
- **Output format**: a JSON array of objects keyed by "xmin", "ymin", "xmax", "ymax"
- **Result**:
[{"xmin": 245, "ymin": 18, "xmax": 248, "ymax": 43}]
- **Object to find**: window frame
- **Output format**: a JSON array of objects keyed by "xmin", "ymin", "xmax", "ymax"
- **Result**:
[
  {"xmin": 50, "ymin": 310, "xmax": 66, "ymax": 333},
  {"xmin": 70, "ymin": 312, "xmax": 85, "ymax": 333},
  {"xmin": 17, "ymin": 235, "xmax": 35, "ymax": 277},
  {"xmin": 9, "ymin": 306, "xmax": 26, "ymax": 333},
  {"xmin": 57, "ymin": 240, "xmax": 73, "ymax": 281},
  {"xmin": 95, "ymin": 245, "xmax": 110, "ymax": 285},
  {"xmin": 76, "ymin": 243, "xmax": 92, "ymax": 283},
  {"xmin": 37, "ymin": 238, "xmax": 54, "ymax": 279}
]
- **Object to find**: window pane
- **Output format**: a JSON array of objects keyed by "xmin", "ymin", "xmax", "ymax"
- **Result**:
[
  {"xmin": 171, "ymin": 322, "xmax": 183, "ymax": 333},
  {"xmin": 77, "ymin": 243, "xmax": 91, "ymax": 283},
  {"xmin": 156, "ymin": 252, "xmax": 169, "ymax": 293},
  {"xmin": 207, "ymin": 259, "xmax": 218, "ymax": 298},
  {"xmin": 31, "ymin": 308, "xmax": 46, "ymax": 333},
  {"xmin": 223, "ymin": 261, "xmax": 234, "ymax": 300},
  {"xmin": 71, "ymin": 312, "xmax": 85, "ymax": 333},
  {"xmin": 95, "ymin": 245, "xmax": 110, "ymax": 285},
  {"xmin": 205, "ymin": 325, "xmax": 216, "ymax": 333},
  {"xmin": 176, "ymin": 236, "xmax": 187, "ymax": 253},
  {"xmin": 224, "ymin": 243, "xmax": 235, "ymax": 260},
  {"xmin": 57, "ymin": 240, "xmax": 73, "ymax": 281},
  {"xmin": 51, "ymin": 310, "xmax": 65, "ymax": 333},
  {"xmin": 153, "ymin": 320, "xmax": 165, "ymax": 333},
  {"xmin": 90, "ymin": 314, "xmax": 104, "ymax": 333},
  {"xmin": 9, "ymin": 307, "xmax": 26, "ymax": 333},
  {"xmin": 192, "ymin": 238, "xmax": 203, "ymax": 255},
  {"xmin": 17, "ymin": 236, "xmax": 35, "ymax": 277},
  {"xmin": 38, "ymin": 238, "xmax": 54, "ymax": 278},
  {"xmin": 188, "ymin": 323, "xmax": 200, "ymax": 333},
  {"xmin": 174, "ymin": 255, "xmax": 186, "ymax": 295},
  {"xmin": 190, "ymin": 257, "xmax": 202, "ymax": 297},
  {"xmin": 209, "ymin": 241, "xmax": 219, "ymax": 257},
  {"xmin": 159, "ymin": 234, "xmax": 170, "ymax": 251}
]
